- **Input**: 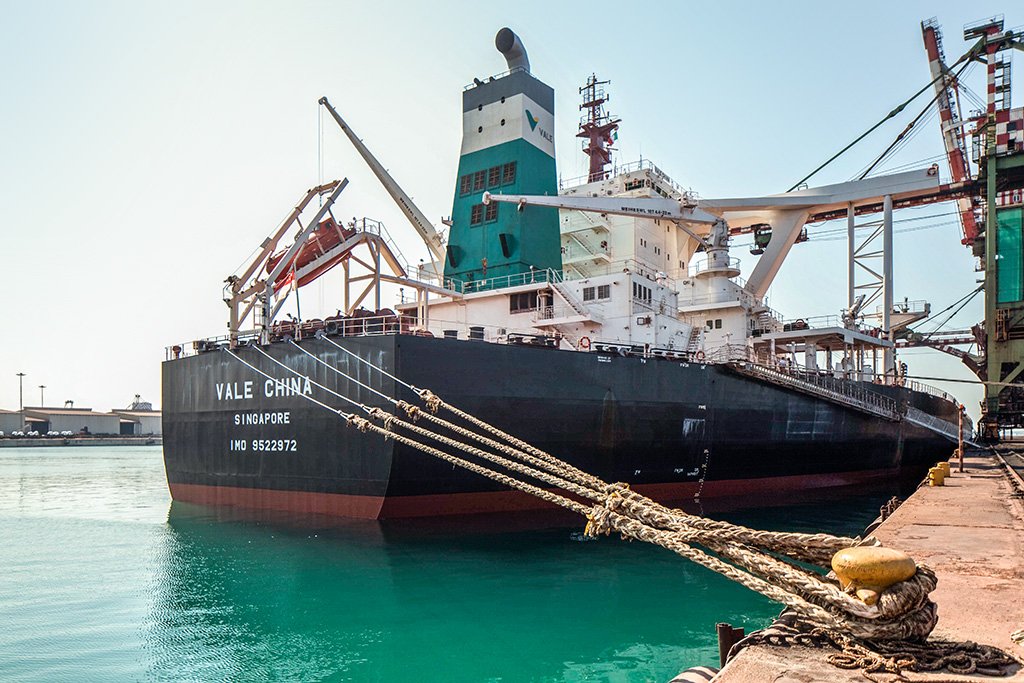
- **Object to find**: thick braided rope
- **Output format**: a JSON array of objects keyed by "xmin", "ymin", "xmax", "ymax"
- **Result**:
[
  {"xmin": 584, "ymin": 504, "xmax": 935, "ymax": 640},
  {"xmin": 587, "ymin": 500, "xmax": 935, "ymax": 628},
  {"xmin": 352, "ymin": 413, "xmax": 871, "ymax": 632},
  {"xmin": 416, "ymin": 391, "xmax": 861, "ymax": 561},
  {"xmin": 734, "ymin": 620, "xmax": 1018, "ymax": 676},
  {"xmin": 356, "ymin": 410, "xmax": 937, "ymax": 638},
  {"xmin": 403, "ymin": 395, "xmax": 937, "ymax": 624},
  {"xmin": 347, "ymin": 415, "xmax": 592, "ymax": 517},
  {"xmin": 381, "ymin": 405, "xmax": 890, "ymax": 618}
]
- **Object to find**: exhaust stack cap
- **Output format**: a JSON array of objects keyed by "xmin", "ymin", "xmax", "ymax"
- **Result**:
[{"xmin": 495, "ymin": 28, "xmax": 530, "ymax": 73}]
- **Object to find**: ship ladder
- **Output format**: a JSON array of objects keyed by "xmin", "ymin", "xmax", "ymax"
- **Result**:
[{"xmin": 220, "ymin": 342, "xmax": 1017, "ymax": 677}]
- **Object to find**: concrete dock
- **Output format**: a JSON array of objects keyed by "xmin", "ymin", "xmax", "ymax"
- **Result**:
[
  {"xmin": 0, "ymin": 436, "xmax": 161, "ymax": 448},
  {"xmin": 715, "ymin": 449, "xmax": 1024, "ymax": 681}
]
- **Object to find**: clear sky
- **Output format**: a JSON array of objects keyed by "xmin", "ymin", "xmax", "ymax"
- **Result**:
[{"xmin": 0, "ymin": 1, "xmax": 1014, "ymax": 419}]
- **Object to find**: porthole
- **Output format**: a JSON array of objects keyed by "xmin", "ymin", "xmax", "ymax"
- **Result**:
[
  {"xmin": 500, "ymin": 119, "xmax": 505, "ymax": 126},
  {"xmin": 478, "ymin": 126, "xmax": 483, "ymax": 133}
]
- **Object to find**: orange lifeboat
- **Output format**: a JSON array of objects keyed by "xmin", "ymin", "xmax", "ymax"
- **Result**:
[{"xmin": 266, "ymin": 217, "xmax": 356, "ymax": 289}]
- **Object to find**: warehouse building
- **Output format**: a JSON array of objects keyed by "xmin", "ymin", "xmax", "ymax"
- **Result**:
[
  {"xmin": 113, "ymin": 409, "xmax": 162, "ymax": 435},
  {"xmin": 0, "ymin": 409, "xmax": 22, "ymax": 433},
  {"xmin": 22, "ymin": 407, "xmax": 121, "ymax": 435}
]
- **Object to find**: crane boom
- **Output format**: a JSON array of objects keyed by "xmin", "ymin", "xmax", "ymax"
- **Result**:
[
  {"xmin": 481, "ymin": 190, "xmax": 718, "ymax": 246},
  {"xmin": 319, "ymin": 97, "xmax": 447, "ymax": 266},
  {"xmin": 921, "ymin": 18, "xmax": 980, "ymax": 244}
]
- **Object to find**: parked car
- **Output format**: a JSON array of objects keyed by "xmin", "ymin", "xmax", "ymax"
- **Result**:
[
  {"xmin": 27, "ymin": 431, "xmax": 39, "ymax": 437},
  {"xmin": 46, "ymin": 431, "xmax": 60, "ymax": 437},
  {"xmin": 60, "ymin": 431, "xmax": 73, "ymax": 437},
  {"xmin": 12, "ymin": 431, "xmax": 24, "ymax": 437}
]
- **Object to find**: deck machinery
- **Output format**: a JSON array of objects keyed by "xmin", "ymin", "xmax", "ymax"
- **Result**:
[{"xmin": 921, "ymin": 16, "xmax": 1024, "ymax": 437}]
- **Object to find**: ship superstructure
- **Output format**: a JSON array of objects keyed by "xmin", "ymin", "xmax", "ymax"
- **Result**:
[{"xmin": 161, "ymin": 28, "xmax": 972, "ymax": 520}]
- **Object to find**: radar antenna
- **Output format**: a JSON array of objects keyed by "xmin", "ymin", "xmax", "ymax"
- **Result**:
[{"xmin": 577, "ymin": 74, "xmax": 620, "ymax": 182}]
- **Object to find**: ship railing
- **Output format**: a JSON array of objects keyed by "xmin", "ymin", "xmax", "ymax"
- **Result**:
[
  {"xmin": 703, "ymin": 344, "xmax": 753, "ymax": 363},
  {"xmin": 166, "ymin": 314, "xmax": 420, "ymax": 359},
  {"xmin": 562, "ymin": 241, "xmax": 611, "ymax": 263},
  {"xmin": 780, "ymin": 314, "xmax": 843, "ymax": 331},
  {"xmin": 904, "ymin": 379, "xmax": 955, "ymax": 404},
  {"xmin": 733, "ymin": 361, "xmax": 902, "ymax": 421},
  {"xmin": 688, "ymin": 257, "xmax": 741, "ymax": 277},
  {"xmin": 905, "ymin": 406, "xmax": 961, "ymax": 442},
  {"xmin": 559, "ymin": 159, "xmax": 696, "ymax": 201},
  {"xmin": 874, "ymin": 299, "xmax": 930, "ymax": 317},
  {"xmin": 463, "ymin": 65, "xmax": 529, "ymax": 91},
  {"xmin": 445, "ymin": 268, "xmax": 563, "ymax": 294},
  {"xmin": 564, "ymin": 258, "xmax": 677, "ymax": 288}
]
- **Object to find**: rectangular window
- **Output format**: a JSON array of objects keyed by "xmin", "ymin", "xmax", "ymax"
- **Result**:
[
  {"xmin": 706, "ymin": 320, "xmax": 714, "ymax": 329},
  {"xmin": 470, "ymin": 204, "xmax": 484, "ymax": 226},
  {"xmin": 597, "ymin": 284, "xmax": 610, "ymax": 299},
  {"xmin": 459, "ymin": 174, "xmax": 473, "ymax": 196},
  {"xmin": 472, "ymin": 170, "xmax": 486, "ymax": 192},
  {"xmin": 582, "ymin": 286, "xmax": 595, "ymax": 301},
  {"xmin": 502, "ymin": 162, "xmax": 517, "ymax": 184},
  {"xmin": 485, "ymin": 202, "xmax": 498, "ymax": 223},
  {"xmin": 487, "ymin": 165, "xmax": 501, "ymax": 188},
  {"xmin": 509, "ymin": 292, "xmax": 537, "ymax": 313},
  {"xmin": 632, "ymin": 282, "xmax": 651, "ymax": 305},
  {"xmin": 715, "ymin": 319, "xmax": 722, "ymax": 329}
]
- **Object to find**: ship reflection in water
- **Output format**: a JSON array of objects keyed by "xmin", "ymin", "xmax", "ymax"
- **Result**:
[
  {"xmin": 153, "ymin": 478, "xmax": 908, "ymax": 682},
  {"xmin": 0, "ymin": 446, "xmax": 906, "ymax": 682}
]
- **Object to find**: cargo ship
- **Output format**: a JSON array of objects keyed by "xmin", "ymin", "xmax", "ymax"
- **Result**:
[{"xmin": 162, "ymin": 29, "xmax": 967, "ymax": 519}]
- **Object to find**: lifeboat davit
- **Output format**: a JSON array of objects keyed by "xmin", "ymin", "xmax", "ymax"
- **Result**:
[{"xmin": 266, "ymin": 217, "xmax": 356, "ymax": 289}]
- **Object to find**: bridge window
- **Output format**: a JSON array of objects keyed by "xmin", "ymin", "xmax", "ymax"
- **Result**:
[
  {"xmin": 487, "ymin": 166, "xmax": 501, "ymax": 188},
  {"xmin": 597, "ymin": 284, "xmax": 610, "ymax": 299},
  {"xmin": 509, "ymin": 292, "xmax": 537, "ymax": 313},
  {"xmin": 632, "ymin": 282, "xmax": 652, "ymax": 305},
  {"xmin": 472, "ymin": 171, "xmax": 486, "ymax": 192},
  {"xmin": 502, "ymin": 162, "xmax": 517, "ymax": 185},
  {"xmin": 470, "ymin": 204, "xmax": 484, "ymax": 226},
  {"xmin": 582, "ymin": 286, "xmax": 595, "ymax": 301},
  {"xmin": 459, "ymin": 174, "xmax": 473, "ymax": 196},
  {"xmin": 485, "ymin": 202, "xmax": 498, "ymax": 223}
]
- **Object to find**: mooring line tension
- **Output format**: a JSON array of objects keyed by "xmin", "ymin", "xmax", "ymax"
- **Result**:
[{"xmin": 218, "ymin": 344, "xmax": 943, "ymax": 642}]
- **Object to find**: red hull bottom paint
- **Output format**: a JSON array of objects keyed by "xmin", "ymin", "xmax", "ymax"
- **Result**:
[{"xmin": 170, "ymin": 468, "xmax": 900, "ymax": 520}]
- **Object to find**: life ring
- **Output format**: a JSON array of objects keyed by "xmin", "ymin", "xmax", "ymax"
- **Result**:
[
  {"xmin": 695, "ymin": 350, "xmax": 705, "ymax": 361},
  {"xmin": 578, "ymin": 336, "xmax": 591, "ymax": 350}
]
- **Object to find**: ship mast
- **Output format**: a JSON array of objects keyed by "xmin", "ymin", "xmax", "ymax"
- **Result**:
[{"xmin": 577, "ymin": 75, "xmax": 620, "ymax": 182}]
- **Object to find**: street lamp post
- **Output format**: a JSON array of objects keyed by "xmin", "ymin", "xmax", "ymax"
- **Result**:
[
  {"xmin": 39, "ymin": 385, "xmax": 46, "ymax": 407},
  {"xmin": 16, "ymin": 373, "xmax": 25, "ymax": 412}
]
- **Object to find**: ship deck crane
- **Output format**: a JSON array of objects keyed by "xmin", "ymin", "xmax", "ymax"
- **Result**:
[
  {"xmin": 921, "ymin": 18, "xmax": 982, "ymax": 245},
  {"xmin": 319, "ymin": 97, "xmax": 447, "ymax": 271}
]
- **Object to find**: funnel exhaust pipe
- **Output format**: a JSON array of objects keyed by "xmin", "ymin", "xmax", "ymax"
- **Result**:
[{"xmin": 495, "ymin": 28, "xmax": 530, "ymax": 73}]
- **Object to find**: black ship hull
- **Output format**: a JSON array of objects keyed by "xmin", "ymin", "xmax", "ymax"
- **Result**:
[{"xmin": 161, "ymin": 335, "xmax": 958, "ymax": 519}]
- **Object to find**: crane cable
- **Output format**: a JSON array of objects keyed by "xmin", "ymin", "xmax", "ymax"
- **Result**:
[
  {"xmin": 856, "ymin": 57, "xmax": 974, "ymax": 179},
  {"xmin": 788, "ymin": 36, "xmax": 985, "ymax": 191}
]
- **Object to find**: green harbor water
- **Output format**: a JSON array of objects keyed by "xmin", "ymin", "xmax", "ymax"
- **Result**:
[{"xmin": 0, "ymin": 446, "xmax": 903, "ymax": 682}]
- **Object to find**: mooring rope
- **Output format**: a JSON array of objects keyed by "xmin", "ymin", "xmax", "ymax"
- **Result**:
[
  {"xmin": 314, "ymin": 334, "xmax": 858, "ymax": 564},
  {"xmin": 216, "ymin": 344, "xmax": 1018, "ymax": 674}
]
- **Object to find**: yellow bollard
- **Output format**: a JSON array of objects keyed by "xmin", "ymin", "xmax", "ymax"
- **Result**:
[
  {"xmin": 938, "ymin": 461, "xmax": 951, "ymax": 478},
  {"xmin": 831, "ymin": 546, "xmax": 918, "ymax": 605},
  {"xmin": 928, "ymin": 467, "xmax": 945, "ymax": 487}
]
